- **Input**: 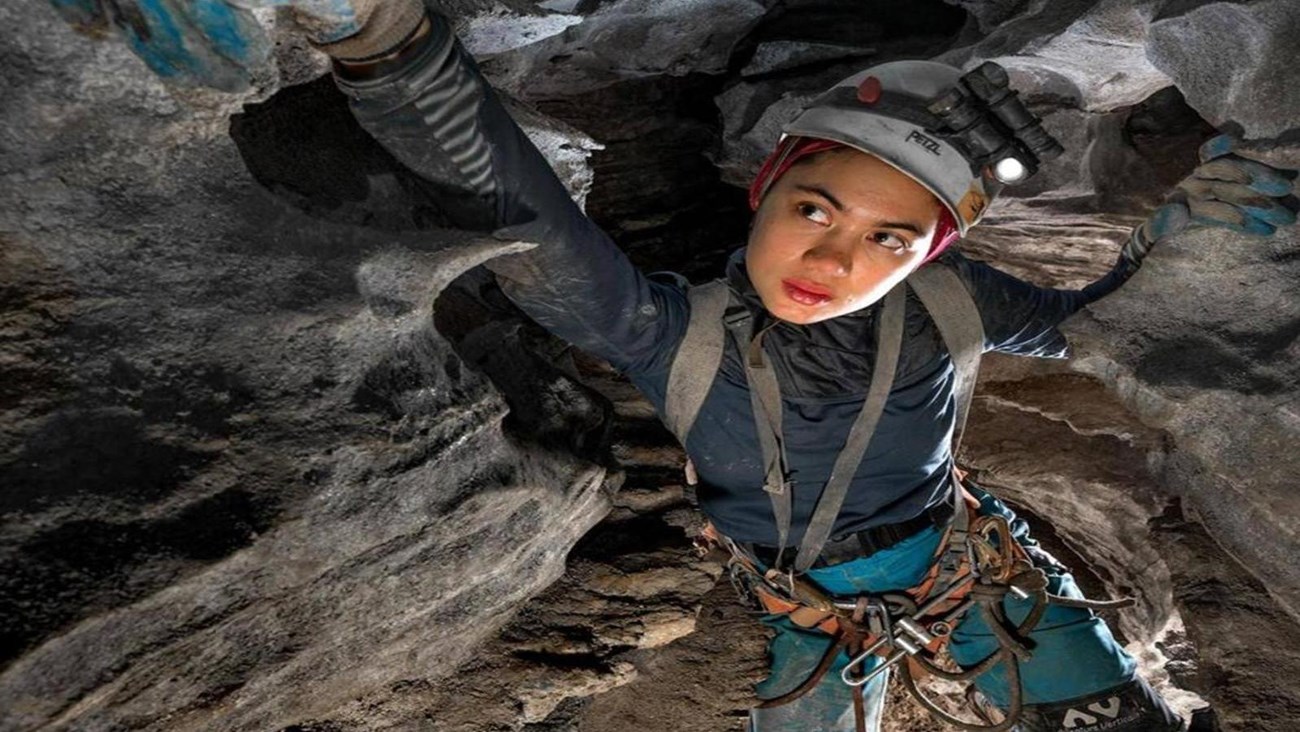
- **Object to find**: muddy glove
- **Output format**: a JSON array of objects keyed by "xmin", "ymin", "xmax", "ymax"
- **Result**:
[
  {"xmin": 1120, "ymin": 134, "xmax": 1299, "ymax": 273},
  {"xmin": 48, "ymin": 0, "xmax": 425, "ymax": 91},
  {"xmin": 48, "ymin": 0, "xmax": 272, "ymax": 90}
]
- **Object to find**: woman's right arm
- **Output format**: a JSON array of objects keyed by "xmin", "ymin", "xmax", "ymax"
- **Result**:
[{"xmin": 335, "ymin": 13, "xmax": 685, "ymax": 375}]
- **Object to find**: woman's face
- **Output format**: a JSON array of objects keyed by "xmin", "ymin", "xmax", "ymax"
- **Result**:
[{"xmin": 746, "ymin": 148, "xmax": 943, "ymax": 324}]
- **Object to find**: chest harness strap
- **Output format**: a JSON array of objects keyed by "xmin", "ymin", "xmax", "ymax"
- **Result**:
[{"xmin": 664, "ymin": 264, "xmax": 982, "ymax": 570}]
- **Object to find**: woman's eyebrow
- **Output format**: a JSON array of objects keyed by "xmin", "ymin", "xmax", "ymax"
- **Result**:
[
  {"xmin": 795, "ymin": 184, "xmax": 844, "ymax": 211},
  {"xmin": 879, "ymin": 220, "xmax": 924, "ymax": 235},
  {"xmin": 794, "ymin": 184, "xmax": 924, "ymax": 234}
]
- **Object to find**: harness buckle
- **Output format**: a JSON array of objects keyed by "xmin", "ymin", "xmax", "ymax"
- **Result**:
[{"xmin": 727, "ymin": 562, "xmax": 759, "ymax": 609}]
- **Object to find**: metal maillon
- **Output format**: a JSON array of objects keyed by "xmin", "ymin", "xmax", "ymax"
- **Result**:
[{"xmin": 839, "ymin": 514, "xmax": 1028, "ymax": 687}]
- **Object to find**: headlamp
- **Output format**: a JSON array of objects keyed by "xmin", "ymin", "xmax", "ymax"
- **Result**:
[
  {"xmin": 992, "ymin": 156, "xmax": 1029, "ymax": 184},
  {"xmin": 926, "ymin": 62, "xmax": 1063, "ymax": 186}
]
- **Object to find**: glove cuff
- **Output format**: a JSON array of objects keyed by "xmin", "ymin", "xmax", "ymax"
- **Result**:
[
  {"xmin": 312, "ymin": 0, "xmax": 428, "ymax": 63},
  {"xmin": 1118, "ymin": 223, "xmax": 1149, "ymax": 272}
]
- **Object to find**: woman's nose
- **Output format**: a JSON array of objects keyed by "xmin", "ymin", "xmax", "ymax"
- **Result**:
[{"xmin": 802, "ymin": 237, "xmax": 853, "ymax": 277}]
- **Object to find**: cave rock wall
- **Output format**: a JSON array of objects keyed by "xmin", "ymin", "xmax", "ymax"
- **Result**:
[{"xmin": 2, "ymin": 0, "xmax": 1300, "ymax": 729}]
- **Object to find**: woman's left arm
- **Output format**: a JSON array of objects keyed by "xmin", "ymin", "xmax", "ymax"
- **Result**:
[
  {"xmin": 1087, "ymin": 134, "xmax": 1297, "ymax": 303},
  {"xmin": 945, "ymin": 134, "xmax": 1298, "ymax": 357},
  {"xmin": 939, "ymin": 253, "xmax": 1085, "ymax": 357}
]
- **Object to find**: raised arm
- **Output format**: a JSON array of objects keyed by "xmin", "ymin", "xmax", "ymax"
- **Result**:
[
  {"xmin": 937, "ymin": 248, "xmax": 1145, "ymax": 358},
  {"xmin": 331, "ymin": 10, "xmax": 685, "ymax": 374},
  {"xmin": 945, "ymin": 134, "xmax": 1298, "ymax": 357},
  {"xmin": 46, "ymin": 0, "xmax": 686, "ymax": 373}
]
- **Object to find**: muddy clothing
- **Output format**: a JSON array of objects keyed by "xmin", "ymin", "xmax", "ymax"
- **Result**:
[{"xmin": 333, "ymin": 13, "xmax": 1175, "ymax": 730}]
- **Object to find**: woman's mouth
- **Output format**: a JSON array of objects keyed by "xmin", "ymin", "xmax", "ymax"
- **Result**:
[{"xmin": 781, "ymin": 278, "xmax": 833, "ymax": 306}]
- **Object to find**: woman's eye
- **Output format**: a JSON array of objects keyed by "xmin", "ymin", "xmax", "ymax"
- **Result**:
[
  {"xmin": 872, "ymin": 231, "xmax": 909, "ymax": 251},
  {"xmin": 797, "ymin": 203, "xmax": 830, "ymax": 225}
]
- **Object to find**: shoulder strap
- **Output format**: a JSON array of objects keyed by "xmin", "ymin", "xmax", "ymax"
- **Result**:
[
  {"xmin": 794, "ymin": 262, "xmax": 983, "ymax": 573},
  {"xmin": 910, "ymin": 264, "xmax": 984, "ymax": 592},
  {"xmin": 664, "ymin": 280, "xmax": 794, "ymax": 557},
  {"xmin": 727, "ymin": 316, "xmax": 793, "ymax": 562},
  {"xmin": 663, "ymin": 280, "xmax": 731, "ymax": 445},
  {"xmin": 663, "ymin": 264, "xmax": 985, "ymax": 576},
  {"xmin": 906, "ymin": 263, "xmax": 985, "ymax": 455},
  {"xmin": 794, "ymin": 285, "xmax": 907, "ymax": 572}
]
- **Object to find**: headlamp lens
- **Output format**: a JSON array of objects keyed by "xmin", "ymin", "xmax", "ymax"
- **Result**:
[{"xmin": 993, "ymin": 156, "xmax": 1028, "ymax": 183}]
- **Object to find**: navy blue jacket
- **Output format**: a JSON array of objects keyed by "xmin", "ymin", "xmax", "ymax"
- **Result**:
[{"xmin": 339, "ymin": 17, "xmax": 1133, "ymax": 546}]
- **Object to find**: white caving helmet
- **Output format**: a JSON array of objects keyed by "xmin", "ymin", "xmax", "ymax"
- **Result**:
[{"xmin": 748, "ymin": 60, "xmax": 1062, "ymax": 260}]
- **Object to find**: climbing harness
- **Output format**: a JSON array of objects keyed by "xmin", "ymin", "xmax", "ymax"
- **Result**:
[
  {"xmin": 697, "ymin": 485, "xmax": 1134, "ymax": 731},
  {"xmin": 669, "ymin": 264, "xmax": 1133, "ymax": 730}
]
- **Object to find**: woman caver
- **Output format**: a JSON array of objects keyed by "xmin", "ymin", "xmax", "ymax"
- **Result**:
[{"xmin": 57, "ymin": 0, "xmax": 1298, "ymax": 729}]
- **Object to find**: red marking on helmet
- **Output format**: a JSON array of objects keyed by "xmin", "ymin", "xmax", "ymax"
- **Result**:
[{"xmin": 857, "ymin": 76, "xmax": 882, "ymax": 104}]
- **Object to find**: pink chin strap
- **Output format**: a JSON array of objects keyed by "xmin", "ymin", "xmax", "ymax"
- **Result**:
[{"xmin": 747, "ymin": 136, "xmax": 961, "ymax": 264}]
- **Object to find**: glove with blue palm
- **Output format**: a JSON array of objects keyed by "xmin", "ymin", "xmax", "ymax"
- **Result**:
[
  {"xmin": 49, "ymin": 0, "xmax": 426, "ymax": 91},
  {"xmin": 1120, "ymin": 134, "xmax": 1299, "ymax": 274}
]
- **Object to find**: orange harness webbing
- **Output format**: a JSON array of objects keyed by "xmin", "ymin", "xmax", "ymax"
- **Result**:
[
  {"xmin": 697, "ymin": 484, "xmax": 1051, "ymax": 731},
  {"xmin": 698, "ymin": 484, "xmax": 982, "ymax": 643}
]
